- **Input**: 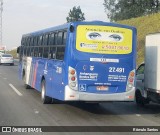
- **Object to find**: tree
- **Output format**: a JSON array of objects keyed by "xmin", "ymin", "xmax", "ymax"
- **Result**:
[
  {"xmin": 66, "ymin": 6, "xmax": 85, "ymax": 22},
  {"xmin": 104, "ymin": 0, "xmax": 160, "ymax": 21},
  {"xmin": 146, "ymin": 0, "xmax": 160, "ymax": 13},
  {"xmin": 103, "ymin": 0, "xmax": 117, "ymax": 21}
]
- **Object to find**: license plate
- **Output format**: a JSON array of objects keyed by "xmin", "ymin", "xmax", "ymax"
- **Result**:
[{"xmin": 97, "ymin": 86, "xmax": 109, "ymax": 91}]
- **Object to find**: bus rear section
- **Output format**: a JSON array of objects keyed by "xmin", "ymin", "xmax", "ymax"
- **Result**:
[{"xmin": 64, "ymin": 23, "xmax": 136, "ymax": 102}]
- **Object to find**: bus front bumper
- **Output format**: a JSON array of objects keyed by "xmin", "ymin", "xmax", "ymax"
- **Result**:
[{"xmin": 64, "ymin": 86, "xmax": 135, "ymax": 102}]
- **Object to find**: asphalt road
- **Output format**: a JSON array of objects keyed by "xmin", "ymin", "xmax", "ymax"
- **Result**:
[{"xmin": 0, "ymin": 61, "xmax": 160, "ymax": 135}]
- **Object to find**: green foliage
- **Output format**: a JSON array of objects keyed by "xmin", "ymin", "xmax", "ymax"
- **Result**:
[
  {"xmin": 104, "ymin": 0, "xmax": 160, "ymax": 21},
  {"xmin": 103, "ymin": 0, "xmax": 116, "ymax": 21},
  {"xmin": 117, "ymin": 13, "xmax": 160, "ymax": 65},
  {"xmin": 66, "ymin": 6, "xmax": 85, "ymax": 22},
  {"xmin": 6, "ymin": 49, "xmax": 18, "ymax": 59}
]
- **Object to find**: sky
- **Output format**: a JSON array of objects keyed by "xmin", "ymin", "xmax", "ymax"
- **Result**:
[{"xmin": 2, "ymin": 0, "xmax": 108, "ymax": 50}]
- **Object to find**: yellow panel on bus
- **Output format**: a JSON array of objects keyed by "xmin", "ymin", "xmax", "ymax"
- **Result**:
[{"xmin": 76, "ymin": 25, "xmax": 133, "ymax": 54}]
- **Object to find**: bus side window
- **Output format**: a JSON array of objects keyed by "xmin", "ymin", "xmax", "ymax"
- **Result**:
[
  {"xmin": 26, "ymin": 47, "xmax": 30, "ymax": 56},
  {"xmin": 63, "ymin": 31, "xmax": 67, "ymax": 45},
  {"xmin": 49, "ymin": 47, "xmax": 56, "ymax": 59},
  {"xmin": 54, "ymin": 33, "xmax": 58, "ymax": 45},
  {"xmin": 38, "ymin": 36, "xmax": 43, "ymax": 46},
  {"xmin": 27, "ymin": 37, "xmax": 31, "ymax": 46},
  {"xmin": 24, "ymin": 37, "xmax": 30, "ymax": 56},
  {"xmin": 34, "ymin": 47, "xmax": 39, "ymax": 57},
  {"xmin": 25, "ymin": 38, "xmax": 28, "ymax": 47},
  {"xmin": 34, "ymin": 37, "xmax": 38, "ymax": 46},
  {"xmin": 42, "ymin": 35, "xmax": 46, "ymax": 46},
  {"xmin": 39, "ymin": 47, "xmax": 43, "ymax": 57},
  {"xmin": 24, "ymin": 38, "xmax": 27, "ymax": 47},
  {"xmin": 43, "ymin": 47, "xmax": 49, "ymax": 58},
  {"xmin": 30, "ymin": 47, "xmax": 34, "ymax": 56},
  {"xmin": 56, "ymin": 31, "xmax": 66, "ymax": 60},
  {"xmin": 30, "ymin": 37, "xmax": 34, "ymax": 46},
  {"xmin": 56, "ymin": 46, "xmax": 65, "ymax": 60},
  {"xmin": 57, "ymin": 32, "xmax": 63, "ymax": 45},
  {"xmin": 45, "ymin": 34, "xmax": 49, "ymax": 45},
  {"xmin": 23, "ymin": 46, "xmax": 26, "ymax": 56},
  {"xmin": 48, "ymin": 33, "xmax": 54, "ymax": 45},
  {"xmin": 42, "ymin": 35, "xmax": 45, "ymax": 45}
]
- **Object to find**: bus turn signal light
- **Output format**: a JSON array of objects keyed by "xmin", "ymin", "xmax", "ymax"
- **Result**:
[
  {"xmin": 130, "ymin": 72, "xmax": 135, "ymax": 77},
  {"xmin": 70, "ymin": 70, "xmax": 75, "ymax": 75}
]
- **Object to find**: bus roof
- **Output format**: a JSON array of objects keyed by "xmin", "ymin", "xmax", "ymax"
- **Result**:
[
  {"xmin": 23, "ymin": 23, "xmax": 70, "ymax": 37},
  {"xmin": 22, "ymin": 21, "xmax": 136, "ymax": 38}
]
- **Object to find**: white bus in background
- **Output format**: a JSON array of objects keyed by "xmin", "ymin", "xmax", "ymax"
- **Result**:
[{"xmin": 136, "ymin": 33, "xmax": 160, "ymax": 105}]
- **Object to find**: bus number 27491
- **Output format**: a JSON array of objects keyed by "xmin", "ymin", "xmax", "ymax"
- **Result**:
[{"xmin": 109, "ymin": 67, "xmax": 125, "ymax": 73}]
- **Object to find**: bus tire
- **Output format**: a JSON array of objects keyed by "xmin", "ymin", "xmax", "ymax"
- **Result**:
[
  {"xmin": 41, "ymin": 80, "xmax": 52, "ymax": 104},
  {"xmin": 136, "ymin": 90, "xmax": 149, "ymax": 106}
]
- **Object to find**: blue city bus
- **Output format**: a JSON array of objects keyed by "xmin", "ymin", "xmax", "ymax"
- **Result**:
[{"xmin": 17, "ymin": 21, "xmax": 137, "ymax": 104}]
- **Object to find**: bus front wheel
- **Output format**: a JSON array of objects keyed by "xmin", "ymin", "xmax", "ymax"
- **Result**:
[{"xmin": 41, "ymin": 80, "xmax": 52, "ymax": 104}]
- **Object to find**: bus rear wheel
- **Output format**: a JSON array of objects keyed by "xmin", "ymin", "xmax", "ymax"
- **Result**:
[{"xmin": 41, "ymin": 80, "xmax": 52, "ymax": 104}]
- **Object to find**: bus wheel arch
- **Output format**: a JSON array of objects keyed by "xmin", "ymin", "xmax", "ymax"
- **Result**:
[
  {"xmin": 23, "ymin": 69, "xmax": 31, "ymax": 89},
  {"xmin": 41, "ymin": 78, "xmax": 52, "ymax": 104}
]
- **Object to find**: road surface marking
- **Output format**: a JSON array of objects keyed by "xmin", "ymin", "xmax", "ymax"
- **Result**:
[
  {"xmin": 136, "ymin": 114, "xmax": 141, "ymax": 117},
  {"xmin": 3, "ymin": 78, "xmax": 7, "ymax": 80},
  {"xmin": 9, "ymin": 84, "xmax": 23, "ymax": 96},
  {"xmin": 34, "ymin": 109, "xmax": 39, "ymax": 114}
]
